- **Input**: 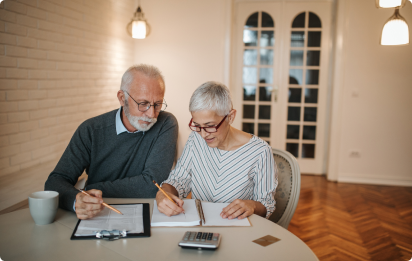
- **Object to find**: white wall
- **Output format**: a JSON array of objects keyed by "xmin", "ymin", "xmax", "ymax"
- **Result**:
[
  {"xmin": 328, "ymin": 0, "xmax": 412, "ymax": 186},
  {"xmin": 133, "ymin": 0, "xmax": 231, "ymax": 157},
  {"xmin": 0, "ymin": 0, "xmax": 135, "ymax": 176}
]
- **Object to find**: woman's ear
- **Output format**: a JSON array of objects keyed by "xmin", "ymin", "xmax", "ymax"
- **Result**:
[{"xmin": 228, "ymin": 109, "xmax": 237, "ymax": 124}]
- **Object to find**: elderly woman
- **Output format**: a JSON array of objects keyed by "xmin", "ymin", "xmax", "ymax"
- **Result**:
[{"xmin": 156, "ymin": 81, "xmax": 277, "ymax": 220}]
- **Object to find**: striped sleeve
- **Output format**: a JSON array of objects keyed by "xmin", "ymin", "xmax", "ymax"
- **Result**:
[
  {"xmin": 162, "ymin": 132, "xmax": 194, "ymax": 199},
  {"xmin": 253, "ymin": 144, "xmax": 278, "ymax": 219}
]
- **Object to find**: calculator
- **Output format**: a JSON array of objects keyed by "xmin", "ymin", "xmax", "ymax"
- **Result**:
[{"xmin": 178, "ymin": 231, "xmax": 221, "ymax": 250}]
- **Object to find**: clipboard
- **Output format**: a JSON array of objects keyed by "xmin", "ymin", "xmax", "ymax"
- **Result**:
[{"xmin": 70, "ymin": 203, "xmax": 150, "ymax": 240}]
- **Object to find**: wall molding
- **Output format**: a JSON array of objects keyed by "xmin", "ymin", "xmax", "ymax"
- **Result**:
[{"xmin": 338, "ymin": 174, "xmax": 412, "ymax": 187}]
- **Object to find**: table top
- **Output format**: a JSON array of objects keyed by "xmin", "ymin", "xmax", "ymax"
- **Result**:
[{"xmin": 0, "ymin": 198, "xmax": 318, "ymax": 261}]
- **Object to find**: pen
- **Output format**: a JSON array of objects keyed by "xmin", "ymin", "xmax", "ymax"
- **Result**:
[
  {"xmin": 78, "ymin": 189, "xmax": 123, "ymax": 215},
  {"xmin": 152, "ymin": 180, "xmax": 185, "ymax": 214}
]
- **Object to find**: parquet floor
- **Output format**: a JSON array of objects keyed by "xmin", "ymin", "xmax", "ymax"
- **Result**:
[{"xmin": 288, "ymin": 175, "xmax": 412, "ymax": 261}]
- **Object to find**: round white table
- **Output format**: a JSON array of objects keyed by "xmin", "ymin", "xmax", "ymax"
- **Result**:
[{"xmin": 0, "ymin": 198, "xmax": 318, "ymax": 261}]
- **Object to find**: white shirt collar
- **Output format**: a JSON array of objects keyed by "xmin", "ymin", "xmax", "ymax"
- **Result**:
[{"xmin": 115, "ymin": 107, "xmax": 141, "ymax": 135}]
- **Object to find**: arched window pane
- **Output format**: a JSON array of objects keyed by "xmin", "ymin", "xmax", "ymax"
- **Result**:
[
  {"xmin": 308, "ymin": 12, "xmax": 322, "ymax": 28},
  {"xmin": 245, "ymin": 12, "xmax": 258, "ymax": 28},
  {"xmin": 292, "ymin": 12, "xmax": 305, "ymax": 28},
  {"xmin": 261, "ymin": 12, "xmax": 274, "ymax": 27}
]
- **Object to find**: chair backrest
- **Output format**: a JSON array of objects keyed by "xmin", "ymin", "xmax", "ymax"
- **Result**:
[{"xmin": 268, "ymin": 148, "xmax": 301, "ymax": 229}]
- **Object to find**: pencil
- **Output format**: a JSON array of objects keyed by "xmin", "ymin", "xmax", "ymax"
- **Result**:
[
  {"xmin": 79, "ymin": 189, "xmax": 123, "ymax": 215},
  {"xmin": 152, "ymin": 180, "xmax": 184, "ymax": 213}
]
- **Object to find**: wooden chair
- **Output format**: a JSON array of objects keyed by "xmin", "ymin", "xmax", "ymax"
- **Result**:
[{"xmin": 268, "ymin": 148, "xmax": 301, "ymax": 229}]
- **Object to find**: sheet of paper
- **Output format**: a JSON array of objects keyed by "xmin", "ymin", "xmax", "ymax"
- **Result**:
[
  {"xmin": 151, "ymin": 199, "xmax": 200, "ymax": 227},
  {"xmin": 75, "ymin": 204, "xmax": 144, "ymax": 236},
  {"xmin": 202, "ymin": 202, "xmax": 251, "ymax": 227}
]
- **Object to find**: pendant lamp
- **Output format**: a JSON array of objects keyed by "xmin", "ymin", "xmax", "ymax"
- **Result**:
[
  {"xmin": 126, "ymin": 3, "xmax": 151, "ymax": 39},
  {"xmin": 381, "ymin": 8, "xmax": 409, "ymax": 45}
]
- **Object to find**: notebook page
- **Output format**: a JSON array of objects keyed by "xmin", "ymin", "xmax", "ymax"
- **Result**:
[
  {"xmin": 75, "ymin": 204, "xmax": 144, "ymax": 236},
  {"xmin": 151, "ymin": 199, "xmax": 200, "ymax": 227},
  {"xmin": 201, "ymin": 202, "xmax": 251, "ymax": 227}
]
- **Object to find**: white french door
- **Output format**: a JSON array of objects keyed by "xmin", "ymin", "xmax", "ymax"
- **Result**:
[{"xmin": 232, "ymin": 1, "xmax": 332, "ymax": 174}]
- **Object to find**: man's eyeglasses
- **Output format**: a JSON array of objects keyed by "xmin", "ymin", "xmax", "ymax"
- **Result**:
[
  {"xmin": 188, "ymin": 115, "xmax": 228, "ymax": 133},
  {"xmin": 124, "ymin": 91, "xmax": 167, "ymax": 112}
]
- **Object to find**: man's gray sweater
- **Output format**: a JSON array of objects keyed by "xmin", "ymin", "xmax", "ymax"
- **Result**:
[{"xmin": 45, "ymin": 109, "xmax": 178, "ymax": 211}]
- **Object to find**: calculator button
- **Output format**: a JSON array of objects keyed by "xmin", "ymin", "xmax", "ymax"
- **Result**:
[
  {"xmin": 207, "ymin": 233, "xmax": 213, "ymax": 240},
  {"xmin": 201, "ymin": 233, "xmax": 208, "ymax": 241},
  {"xmin": 212, "ymin": 233, "xmax": 219, "ymax": 241},
  {"xmin": 195, "ymin": 232, "xmax": 202, "ymax": 241}
]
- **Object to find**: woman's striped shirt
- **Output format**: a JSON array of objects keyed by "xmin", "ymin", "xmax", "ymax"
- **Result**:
[{"xmin": 163, "ymin": 131, "xmax": 278, "ymax": 218}]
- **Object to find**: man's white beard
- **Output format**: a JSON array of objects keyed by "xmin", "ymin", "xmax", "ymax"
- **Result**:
[{"xmin": 123, "ymin": 101, "xmax": 157, "ymax": 132}]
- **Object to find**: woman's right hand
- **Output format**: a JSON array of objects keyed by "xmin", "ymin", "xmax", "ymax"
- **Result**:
[{"xmin": 155, "ymin": 190, "xmax": 185, "ymax": 217}]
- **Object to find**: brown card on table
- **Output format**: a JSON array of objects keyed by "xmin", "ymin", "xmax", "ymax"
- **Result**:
[{"xmin": 252, "ymin": 235, "xmax": 281, "ymax": 247}]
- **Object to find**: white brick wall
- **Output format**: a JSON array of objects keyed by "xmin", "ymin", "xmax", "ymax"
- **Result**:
[{"xmin": 0, "ymin": 0, "xmax": 135, "ymax": 177}]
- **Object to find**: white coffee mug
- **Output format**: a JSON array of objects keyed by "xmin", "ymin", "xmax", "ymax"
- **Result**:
[{"xmin": 28, "ymin": 191, "xmax": 59, "ymax": 225}]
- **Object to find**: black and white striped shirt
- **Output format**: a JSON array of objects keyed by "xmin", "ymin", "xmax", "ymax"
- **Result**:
[{"xmin": 163, "ymin": 131, "xmax": 278, "ymax": 218}]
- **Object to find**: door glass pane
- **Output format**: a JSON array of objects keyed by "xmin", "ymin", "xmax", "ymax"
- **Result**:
[
  {"xmin": 287, "ymin": 125, "xmax": 300, "ymax": 139},
  {"xmin": 304, "ymin": 107, "xmax": 317, "ymax": 122},
  {"xmin": 259, "ymin": 68, "xmax": 273, "ymax": 84},
  {"xmin": 243, "ymin": 105, "xmax": 255, "ymax": 119},
  {"xmin": 303, "ymin": 126, "xmax": 316, "ymax": 140},
  {"xmin": 258, "ymin": 123, "xmax": 270, "ymax": 137},
  {"xmin": 243, "ymin": 86, "xmax": 256, "ymax": 101},
  {"xmin": 289, "ymin": 69, "xmax": 303, "ymax": 85},
  {"xmin": 259, "ymin": 86, "xmax": 272, "ymax": 101},
  {"xmin": 243, "ymin": 67, "xmax": 257, "ymax": 84},
  {"xmin": 292, "ymin": 12, "xmax": 305, "ymax": 28},
  {"xmin": 291, "ymin": 31, "xmax": 305, "ymax": 47},
  {"xmin": 242, "ymin": 123, "xmax": 254, "ymax": 134},
  {"xmin": 243, "ymin": 49, "xmax": 258, "ymax": 65},
  {"xmin": 288, "ymin": 88, "xmax": 302, "ymax": 103},
  {"xmin": 260, "ymin": 31, "xmax": 274, "ymax": 47},
  {"xmin": 288, "ymin": 106, "xmax": 300, "ymax": 121},
  {"xmin": 306, "ymin": 70, "xmax": 319, "ymax": 85},
  {"xmin": 261, "ymin": 12, "xmax": 274, "ymax": 27},
  {"xmin": 245, "ymin": 12, "xmax": 258, "ymax": 28},
  {"xmin": 308, "ymin": 12, "xmax": 322, "ymax": 28},
  {"xmin": 307, "ymin": 31, "xmax": 321, "ymax": 47},
  {"xmin": 260, "ymin": 49, "xmax": 273, "ymax": 65},
  {"xmin": 243, "ymin": 30, "xmax": 258, "ymax": 46},
  {"xmin": 302, "ymin": 144, "xmax": 315, "ymax": 158},
  {"xmin": 286, "ymin": 143, "xmax": 299, "ymax": 157},
  {"xmin": 290, "ymin": 50, "xmax": 303, "ymax": 66},
  {"xmin": 307, "ymin": 51, "xmax": 320, "ymax": 66},
  {"xmin": 304, "ymin": 88, "xmax": 318, "ymax": 103},
  {"xmin": 259, "ymin": 105, "xmax": 271, "ymax": 119}
]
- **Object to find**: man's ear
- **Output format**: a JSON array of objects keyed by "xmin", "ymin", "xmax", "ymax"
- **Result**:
[
  {"xmin": 228, "ymin": 109, "xmax": 236, "ymax": 124},
  {"xmin": 117, "ymin": 90, "xmax": 125, "ymax": 107}
]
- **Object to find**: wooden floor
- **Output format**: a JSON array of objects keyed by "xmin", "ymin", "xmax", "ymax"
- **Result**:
[
  {"xmin": 289, "ymin": 175, "xmax": 412, "ymax": 261},
  {"xmin": 2, "ymin": 175, "xmax": 412, "ymax": 261}
]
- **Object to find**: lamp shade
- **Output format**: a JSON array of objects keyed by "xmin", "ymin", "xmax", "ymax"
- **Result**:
[
  {"xmin": 376, "ymin": 0, "xmax": 406, "ymax": 8},
  {"xmin": 126, "ymin": 6, "xmax": 151, "ymax": 39},
  {"xmin": 381, "ymin": 9, "xmax": 409, "ymax": 45}
]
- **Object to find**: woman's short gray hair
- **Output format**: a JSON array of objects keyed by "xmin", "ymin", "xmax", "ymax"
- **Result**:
[
  {"xmin": 189, "ymin": 81, "xmax": 232, "ymax": 116},
  {"xmin": 120, "ymin": 64, "xmax": 165, "ymax": 95}
]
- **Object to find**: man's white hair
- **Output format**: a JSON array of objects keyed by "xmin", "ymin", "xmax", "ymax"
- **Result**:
[
  {"xmin": 120, "ymin": 64, "xmax": 165, "ymax": 96},
  {"xmin": 189, "ymin": 81, "xmax": 232, "ymax": 116}
]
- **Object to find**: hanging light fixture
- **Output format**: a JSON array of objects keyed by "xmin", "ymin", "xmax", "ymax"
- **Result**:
[
  {"xmin": 126, "ymin": 1, "xmax": 151, "ymax": 39},
  {"xmin": 376, "ymin": 0, "xmax": 406, "ymax": 8},
  {"xmin": 381, "ymin": 8, "xmax": 409, "ymax": 45}
]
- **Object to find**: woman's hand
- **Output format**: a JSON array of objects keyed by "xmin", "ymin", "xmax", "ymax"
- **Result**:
[
  {"xmin": 155, "ymin": 190, "xmax": 185, "ymax": 217},
  {"xmin": 220, "ymin": 199, "xmax": 257, "ymax": 220}
]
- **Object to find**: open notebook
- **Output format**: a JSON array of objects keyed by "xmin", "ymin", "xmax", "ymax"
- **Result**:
[{"xmin": 151, "ymin": 199, "xmax": 251, "ymax": 227}]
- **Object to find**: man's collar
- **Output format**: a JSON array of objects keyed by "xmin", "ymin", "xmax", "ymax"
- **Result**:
[{"xmin": 116, "ymin": 107, "xmax": 141, "ymax": 135}]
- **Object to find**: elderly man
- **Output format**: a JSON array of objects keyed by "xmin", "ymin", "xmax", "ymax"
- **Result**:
[{"xmin": 45, "ymin": 64, "xmax": 178, "ymax": 219}]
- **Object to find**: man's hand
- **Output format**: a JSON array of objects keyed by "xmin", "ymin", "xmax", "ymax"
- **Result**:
[
  {"xmin": 220, "ymin": 199, "xmax": 257, "ymax": 220},
  {"xmin": 75, "ymin": 189, "xmax": 105, "ymax": 220},
  {"xmin": 155, "ymin": 190, "xmax": 184, "ymax": 217}
]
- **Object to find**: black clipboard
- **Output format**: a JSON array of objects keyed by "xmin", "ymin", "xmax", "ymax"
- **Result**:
[{"xmin": 70, "ymin": 203, "xmax": 150, "ymax": 240}]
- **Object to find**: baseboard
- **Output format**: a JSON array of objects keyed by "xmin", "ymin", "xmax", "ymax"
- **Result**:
[{"xmin": 338, "ymin": 174, "xmax": 412, "ymax": 187}]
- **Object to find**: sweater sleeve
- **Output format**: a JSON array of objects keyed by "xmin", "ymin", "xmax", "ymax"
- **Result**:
[
  {"xmin": 85, "ymin": 114, "xmax": 178, "ymax": 198},
  {"xmin": 161, "ymin": 132, "xmax": 194, "ymax": 199},
  {"xmin": 253, "ymin": 145, "xmax": 278, "ymax": 219},
  {"xmin": 44, "ymin": 121, "xmax": 92, "ymax": 212}
]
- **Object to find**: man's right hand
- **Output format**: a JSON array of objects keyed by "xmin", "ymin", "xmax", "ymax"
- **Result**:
[
  {"xmin": 75, "ymin": 189, "xmax": 105, "ymax": 219},
  {"xmin": 155, "ymin": 190, "xmax": 184, "ymax": 217}
]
